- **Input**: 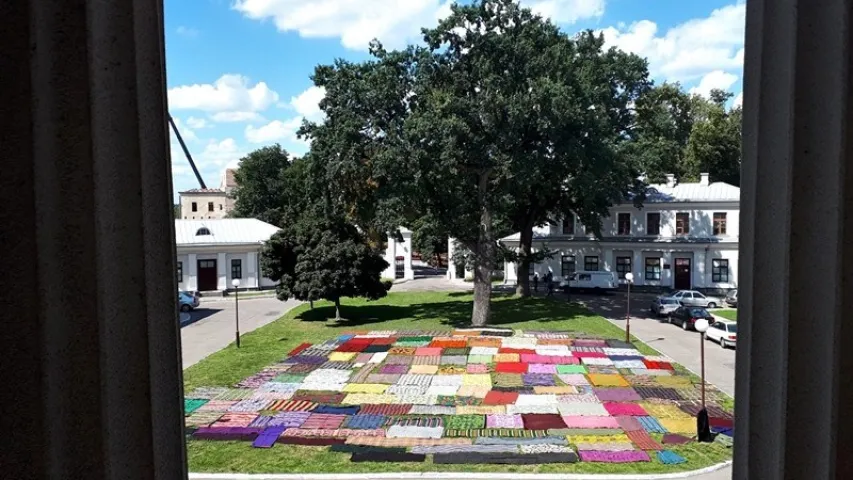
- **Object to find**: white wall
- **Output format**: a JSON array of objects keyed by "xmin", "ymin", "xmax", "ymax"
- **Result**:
[
  {"xmin": 551, "ymin": 205, "xmax": 739, "ymax": 240},
  {"xmin": 176, "ymin": 245, "xmax": 277, "ymax": 291},
  {"xmin": 180, "ymin": 192, "xmax": 229, "ymax": 220},
  {"xmin": 503, "ymin": 244, "xmax": 738, "ymax": 290},
  {"xmin": 383, "ymin": 229, "xmax": 414, "ymax": 280},
  {"xmin": 176, "ymin": 254, "xmax": 189, "ymax": 290}
]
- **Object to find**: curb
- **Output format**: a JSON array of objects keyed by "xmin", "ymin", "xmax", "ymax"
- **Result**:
[{"xmin": 189, "ymin": 461, "xmax": 732, "ymax": 480}]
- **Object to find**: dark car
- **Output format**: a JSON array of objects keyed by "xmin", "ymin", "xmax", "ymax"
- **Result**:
[
  {"xmin": 725, "ymin": 289, "xmax": 738, "ymax": 308},
  {"xmin": 669, "ymin": 306, "xmax": 714, "ymax": 331}
]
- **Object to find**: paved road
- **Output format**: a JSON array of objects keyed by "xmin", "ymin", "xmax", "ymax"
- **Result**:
[
  {"xmin": 577, "ymin": 291, "xmax": 736, "ymax": 396},
  {"xmin": 578, "ymin": 290, "xmax": 735, "ymax": 479},
  {"xmin": 180, "ymin": 296, "xmax": 301, "ymax": 368}
]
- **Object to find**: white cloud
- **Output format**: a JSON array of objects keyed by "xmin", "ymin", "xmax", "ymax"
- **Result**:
[
  {"xmin": 599, "ymin": 2, "xmax": 745, "ymax": 82},
  {"xmin": 689, "ymin": 70, "xmax": 739, "ymax": 98},
  {"xmin": 168, "ymin": 74, "xmax": 280, "ymax": 116},
  {"xmin": 197, "ymin": 138, "xmax": 244, "ymax": 169},
  {"xmin": 234, "ymin": 0, "xmax": 603, "ymax": 51},
  {"xmin": 169, "ymin": 117, "xmax": 199, "ymax": 142},
  {"xmin": 289, "ymin": 86, "xmax": 326, "ymax": 121},
  {"xmin": 245, "ymin": 118, "xmax": 304, "ymax": 145},
  {"xmin": 527, "ymin": 0, "xmax": 605, "ymax": 25},
  {"xmin": 733, "ymin": 92, "xmax": 743, "ymax": 108},
  {"xmin": 210, "ymin": 111, "xmax": 265, "ymax": 123},
  {"xmin": 176, "ymin": 26, "xmax": 199, "ymax": 37},
  {"xmin": 186, "ymin": 116, "xmax": 209, "ymax": 129}
]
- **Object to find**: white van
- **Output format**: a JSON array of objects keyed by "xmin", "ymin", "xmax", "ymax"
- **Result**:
[{"xmin": 560, "ymin": 271, "xmax": 618, "ymax": 292}]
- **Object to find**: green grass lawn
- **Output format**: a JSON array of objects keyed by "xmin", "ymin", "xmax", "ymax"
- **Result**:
[
  {"xmin": 184, "ymin": 291, "xmax": 733, "ymax": 474},
  {"xmin": 715, "ymin": 309, "xmax": 738, "ymax": 321}
]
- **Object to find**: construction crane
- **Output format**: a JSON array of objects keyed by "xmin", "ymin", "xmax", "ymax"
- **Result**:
[{"xmin": 168, "ymin": 115, "xmax": 207, "ymax": 189}]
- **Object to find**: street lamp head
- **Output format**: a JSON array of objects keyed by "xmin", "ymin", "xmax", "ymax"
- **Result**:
[
  {"xmin": 694, "ymin": 318, "xmax": 710, "ymax": 333},
  {"xmin": 231, "ymin": 279, "xmax": 240, "ymax": 287},
  {"xmin": 625, "ymin": 272, "xmax": 634, "ymax": 283}
]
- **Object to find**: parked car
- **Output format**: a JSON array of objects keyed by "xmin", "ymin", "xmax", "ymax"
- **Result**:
[
  {"xmin": 668, "ymin": 306, "xmax": 715, "ymax": 331},
  {"xmin": 178, "ymin": 290, "xmax": 199, "ymax": 312},
  {"xmin": 668, "ymin": 290, "xmax": 723, "ymax": 309},
  {"xmin": 725, "ymin": 289, "xmax": 738, "ymax": 308},
  {"xmin": 650, "ymin": 297, "xmax": 681, "ymax": 317},
  {"xmin": 560, "ymin": 272, "xmax": 618, "ymax": 293},
  {"xmin": 706, "ymin": 320, "xmax": 738, "ymax": 348}
]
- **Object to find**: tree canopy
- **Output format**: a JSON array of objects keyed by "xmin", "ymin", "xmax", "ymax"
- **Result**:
[
  {"xmin": 260, "ymin": 213, "xmax": 389, "ymax": 320},
  {"xmin": 230, "ymin": 144, "xmax": 293, "ymax": 227},
  {"xmin": 298, "ymin": 0, "xmax": 656, "ymax": 323}
]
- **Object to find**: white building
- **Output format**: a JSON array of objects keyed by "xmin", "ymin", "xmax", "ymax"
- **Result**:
[
  {"xmin": 383, "ymin": 227, "xmax": 414, "ymax": 280},
  {"xmin": 175, "ymin": 218, "xmax": 279, "ymax": 292},
  {"xmin": 178, "ymin": 168, "xmax": 238, "ymax": 220},
  {"xmin": 451, "ymin": 173, "xmax": 739, "ymax": 293}
]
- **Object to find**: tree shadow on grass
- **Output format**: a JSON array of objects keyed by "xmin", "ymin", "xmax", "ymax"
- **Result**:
[{"xmin": 293, "ymin": 296, "xmax": 592, "ymax": 329}]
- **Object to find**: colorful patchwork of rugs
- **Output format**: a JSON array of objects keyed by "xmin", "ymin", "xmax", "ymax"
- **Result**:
[{"xmin": 185, "ymin": 329, "xmax": 735, "ymax": 464}]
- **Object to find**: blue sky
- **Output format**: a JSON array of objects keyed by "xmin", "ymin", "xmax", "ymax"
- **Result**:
[{"xmin": 164, "ymin": 0, "xmax": 745, "ymax": 199}]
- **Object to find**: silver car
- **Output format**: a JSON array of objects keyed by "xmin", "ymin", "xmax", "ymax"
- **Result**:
[
  {"xmin": 650, "ymin": 297, "xmax": 681, "ymax": 317},
  {"xmin": 669, "ymin": 290, "xmax": 723, "ymax": 309}
]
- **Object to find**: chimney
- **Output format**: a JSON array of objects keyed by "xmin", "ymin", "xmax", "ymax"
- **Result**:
[
  {"xmin": 699, "ymin": 172, "xmax": 710, "ymax": 186},
  {"xmin": 665, "ymin": 174, "xmax": 676, "ymax": 188}
]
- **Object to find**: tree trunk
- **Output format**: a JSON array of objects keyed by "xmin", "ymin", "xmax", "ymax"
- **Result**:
[
  {"xmin": 334, "ymin": 298, "xmax": 342, "ymax": 321},
  {"xmin": 471, "ymin": 172, "xmax": 494, "ymax": 327},
  {"xmin": 515, "ymin": 224, "xmax": 534, "ymax": 297},
  {"xmin": 309, "ymin": 299, "xmax": 314, "ymax": 310}
]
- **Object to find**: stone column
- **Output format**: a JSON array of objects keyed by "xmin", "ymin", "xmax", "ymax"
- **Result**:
[
  {"xmin": 402, "ymin": 230, "xmax": 415, "ymax": 280},
  {"xmin": 188, "ymin": 253, "xmax": 198, "ymax": 291},
  {"xmin": 632, "ymin": 250, "xmax": 643, "ymax": 286},
  {"xmin": 735, "ymin": 0, "xmax": 853, "ymax": 478},
  {"xmin": 1, "ymin": 1, "xmax": 186, "ymax": 478},
  {"xmin": 447, "ymin": 238, "xmax": 456, "ymax": 280},
  {"xmin": 247, "ymin": 251, "xmax": 258, "ymax": 289},
  {"xmin": 384, "ymin": 235, "xmax": 397, "ymax": 279},
  {"xmin": 217, "ymin": 252, "xmax": 228, "ymax": 290}
]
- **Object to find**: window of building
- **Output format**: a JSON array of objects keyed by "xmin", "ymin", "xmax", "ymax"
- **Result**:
[
  {"xmin": 562, "ymin": 214, "xmax": 575, "ymax": 235},
  {"xmin": 712, "ymin": 259, "xmax": 730, "ymax": 282},
  {"xmin": 713, "ymin": 212, "xmax": 728, "ymax": 235},
  {"xmin": 561, "ymin": 255, "xmax": 576, "ymax": 277},
  {"xmin": 208, "ymin": 202, "xmax": 214, "ymax": 212},
  {"xmin": 616, "ymin": 256, "xmax": 632, "ymax": 279},
  {"xmin": 219, "ymin": 204, "xmax": 223, "ymax": 211},
  {"xmin": 191, "ymin": 202, "xmax": 197, "ymax": 212},
  {"xmin": 195, "ymin": 227, "xmax": 211, "ymax": 236},
  {"xmin": 676, "ymin": 212, "xmax": 690, "ymax": 235},
  {"xmin": 647, "ymin": 212, "xmax": 661, "ymax": 235},
  {"xmin": 645, "ymin": 257, "xmax": 662, "ymax": 281},
  {"xmin": 617, "ymin": 213, "xmax": 631, "ymax": 235},
  {"xmin": 231, "ymin": 259, "xmax": 242, "ymax": 280},
  {"xmin": 584, "ymin": 256, "xmax": 599, "ymax": 271},
  {"xmin": 176, "ymin": 261, "xmax": 182, "ymax": 283}
]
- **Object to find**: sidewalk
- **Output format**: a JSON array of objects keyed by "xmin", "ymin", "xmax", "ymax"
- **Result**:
[{"xmin": 181, "ymin": 297, "xmax": 302, "ymax": 368}]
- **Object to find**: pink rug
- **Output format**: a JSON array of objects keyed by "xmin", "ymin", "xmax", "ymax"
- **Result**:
[{"xmin": 579, "ymin": 450, "xmax": 651, "ymax": 463}]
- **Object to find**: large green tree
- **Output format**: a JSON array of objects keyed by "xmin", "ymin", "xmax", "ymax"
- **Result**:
[
  {"xmin": 230, "ymin": 144, "xmax": 293, "ymax": 226},
  {"xmin": 506, "ymin": 31, "xmax": 651, "ymax": 297},
  {"xmin": 626, "ymin": 83, "xmax": 697, "ymax": 182},
  {"xmin": 410, "ymin": 215, "xmax": 448, "ymax": 268},
  {"xmin": 299, "ymin": 0, "xmax": 655, "ymax": 324},
  {"xmin": 260, "ymin": 213, "xmax": 389, "ymax": 321},
  {"xmin": 682, "ymin": 90, "xmax": 742, "ymax": 186}
]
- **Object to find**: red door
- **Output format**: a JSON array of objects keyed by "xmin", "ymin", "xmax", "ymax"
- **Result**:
[
  {"xmin": 197, "ymin": 259, "xmax": 218, "ymax": 291},
  {"xmin": 674, "ymin": 258, "xmax": 691, "ymax": 290}
]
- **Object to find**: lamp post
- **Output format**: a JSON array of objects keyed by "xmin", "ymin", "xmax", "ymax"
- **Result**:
[
  {"xmin": 232, "ymin": 278, "xmax": 241, "ymax": 348},
  {"xmin": 624, "ymin": 273, "xmax": 634, "ymax": 343},
  {"xmin": 693, "ymin": 317, "xmax": 711, "ymax": 441}
]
